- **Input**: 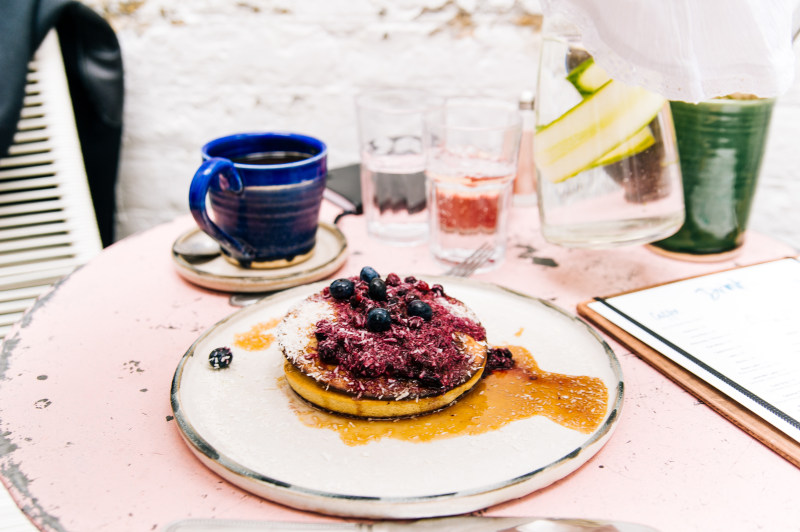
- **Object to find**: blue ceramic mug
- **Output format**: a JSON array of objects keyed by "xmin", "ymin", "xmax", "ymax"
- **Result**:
[{"xmin": 189, "ymin": 132, "xmax": 327, "ymax": 268}]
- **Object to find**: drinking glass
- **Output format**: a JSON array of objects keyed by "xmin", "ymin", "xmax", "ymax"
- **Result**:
[
  {"xmin": 424, "ymin": 97, "xmax": 521, "ymax": 270},
  {"xmin": 534, "ymin": 16, "xmax": 685, "ymax": 248},
  {"xmin": 356, "ymin": 89, "xmax": 444, "ymax": 245}
]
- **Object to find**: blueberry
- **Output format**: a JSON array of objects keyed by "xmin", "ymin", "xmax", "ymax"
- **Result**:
[
  {"xmin": 329, "ymin": 278, "xmax": 355, "ymax": 299},
  {"xmin": 366, "ymin": 308, "xmax": 392, "ymax": 332},
  {"xmin": 360, "ymin": 266, "xmax": 380, "ymax": 283},
  {"xmin": 407, "ymin": 300, "xmax": 433, "ymax": 321},
  {"xmin": 368, "ymin": 278, "xmax": 387, "ymax": 301},
  {"xmin": 209, "ymin": 347, "xmax": 233, "ymax": 369}
]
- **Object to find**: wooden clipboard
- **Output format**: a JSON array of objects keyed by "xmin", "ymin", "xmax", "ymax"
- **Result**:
[{"xmin": 577, "ymin": 258, "xmax": 800, "ymax": 470}]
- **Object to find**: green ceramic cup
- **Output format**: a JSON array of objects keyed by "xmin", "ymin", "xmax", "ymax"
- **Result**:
[{"xmin": 652, "ymin": 97, "xmax": 774, "ymax": 257}]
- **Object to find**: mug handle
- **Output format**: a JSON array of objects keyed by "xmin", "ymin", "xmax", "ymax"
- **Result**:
[{"xmin": 188, "ymin": 157, "xmax": 250, "ymax": 257}]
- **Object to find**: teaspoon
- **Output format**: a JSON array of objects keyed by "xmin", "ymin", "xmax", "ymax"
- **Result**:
[{"xmin": 173, "ymin": 232, "xmax": 222, "ymax": 263}]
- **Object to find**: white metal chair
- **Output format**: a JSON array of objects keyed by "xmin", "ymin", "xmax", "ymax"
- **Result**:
[
  {"xmin": 0, "ymin": 30, "xmax": 103, "ymax": 341},
  {"xmin": 0, "ymin": 28, "xmax": 104, "ymax": 532}
]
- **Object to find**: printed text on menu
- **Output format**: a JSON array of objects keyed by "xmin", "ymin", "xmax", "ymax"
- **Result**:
[{"xmin": 589, "ymin": 257, "xmax": 800, "ymax": 442}]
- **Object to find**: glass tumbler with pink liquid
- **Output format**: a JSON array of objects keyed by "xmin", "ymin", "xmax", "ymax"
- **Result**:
[{"xmin": 424, "ymin": 98, "xmax": 522, "ymax": 271}]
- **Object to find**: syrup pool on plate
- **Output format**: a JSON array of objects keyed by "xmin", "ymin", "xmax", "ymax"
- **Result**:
[
  {"xmin": 284, "ymin": 345, "xmax": 608, "ymax": 447},
  {"xmin": 231, "ymin": 319, "xmax": 609, "ymax": 446}
]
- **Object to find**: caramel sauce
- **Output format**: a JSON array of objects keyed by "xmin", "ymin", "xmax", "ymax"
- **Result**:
[
  {"xmin": 285, "ymin": 345, "xmax": 608, "ymax": 446},
  {"xmin": 234, "ymin": 318, "xmax": 280, "ymax": 351}
]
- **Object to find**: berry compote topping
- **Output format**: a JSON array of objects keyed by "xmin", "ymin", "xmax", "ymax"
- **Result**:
[
  {"xmin": 485, "ymin": 346, "xmax": 516, "ymax": 374},
  {"xmin": 316, "ymin": 271, "xmax": 486, "ymax": 391}
]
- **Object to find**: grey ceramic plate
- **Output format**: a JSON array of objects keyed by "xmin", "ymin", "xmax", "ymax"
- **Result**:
[
  {"xmin": 171, "ymin": 277, "xmax": 623, "ymax": 518},
  {"xmin": 171, "ymin": 222, "xmax": 348, "ymax": 293}
]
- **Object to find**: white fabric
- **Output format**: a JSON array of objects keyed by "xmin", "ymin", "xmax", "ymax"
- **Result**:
[{"xmin": 541, "ymin": 0, "xmax": 798, "ymax": 102}]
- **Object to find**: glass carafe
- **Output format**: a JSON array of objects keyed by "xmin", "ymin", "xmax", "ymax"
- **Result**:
[{"xmin": 534, "ymin": 16, "xmax": 685, "ymax": 248}]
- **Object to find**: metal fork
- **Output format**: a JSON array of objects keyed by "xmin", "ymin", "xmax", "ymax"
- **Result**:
[{"xmin": 444, "ymin": 243, "xmax": 494, "ymax": 277}]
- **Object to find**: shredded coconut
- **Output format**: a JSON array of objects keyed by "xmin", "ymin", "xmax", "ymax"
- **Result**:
[{"xmin": 276, "ymin": 299, "xmax": 334, "ymax": 364}]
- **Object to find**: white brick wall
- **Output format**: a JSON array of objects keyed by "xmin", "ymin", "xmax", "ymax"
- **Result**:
[
  {"xmin": 89, "ymin": 0, "xmax": 800, "ymax": 250},
  {"xmin": 751, "ymin": 50, "xmax": 800, "ymax": 251}
]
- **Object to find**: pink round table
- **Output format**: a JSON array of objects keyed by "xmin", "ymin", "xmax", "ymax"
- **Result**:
[{"xmin": 1, "ymin": 202, "xmax": 798, "ymax": 531}]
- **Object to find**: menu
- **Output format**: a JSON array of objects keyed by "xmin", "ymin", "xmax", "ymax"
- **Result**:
[{"xmin": 579, "ymin": 257, "xmax": 800, "ymax": 461}]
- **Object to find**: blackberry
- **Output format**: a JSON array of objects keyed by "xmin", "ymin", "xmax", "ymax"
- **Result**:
[
  {"xmin": 209, "ymin": 347, "xmax": 233, "ymax": 369},
  {"xmin": 360, "ymin": 266, "xmax": 380, "ymax": 283},
  {"xmin": 329, "ymin": 278, "xmax": 355, "ymax": 300},
  {"xmin": 366, "ymin": 308, "xmax": 392, "ymax": 332},
  {"xmin": 486, "ymin": 347, "xmax": 515, "ymax": 374},
  {"xmin": 407, "ymin": 300, "xmax": 433, "ymax": 321},
  {"xmin": 368, "ymin": 278, "xmax": 387, "ymax": 301}
]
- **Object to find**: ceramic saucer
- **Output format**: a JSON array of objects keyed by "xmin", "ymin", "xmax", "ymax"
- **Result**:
[{"xmin": 172, "ymin": 222, "xmax": 348, "ymax": 293}]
